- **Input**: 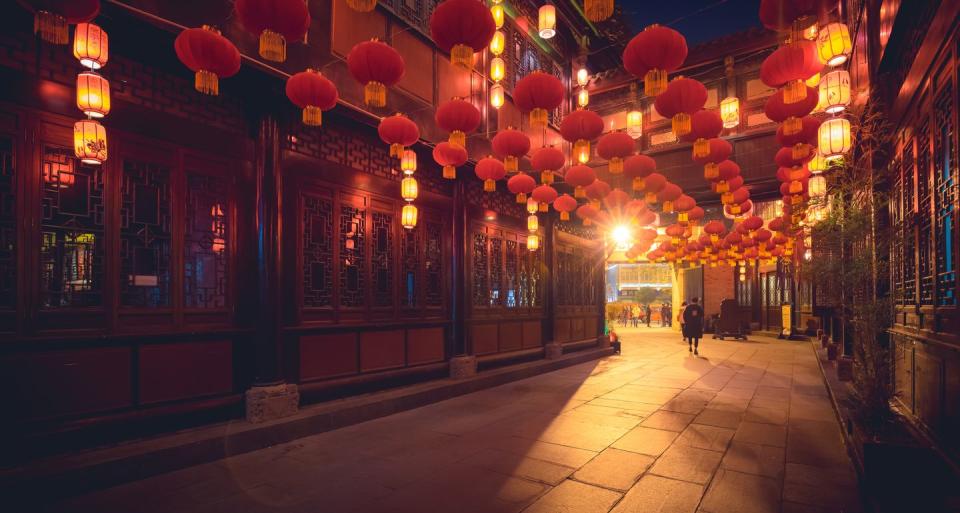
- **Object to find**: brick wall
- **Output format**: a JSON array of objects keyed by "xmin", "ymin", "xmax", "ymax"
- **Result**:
[{"xmin": 702, "ymin": 264, "xmax": 735, "ymax": 318}]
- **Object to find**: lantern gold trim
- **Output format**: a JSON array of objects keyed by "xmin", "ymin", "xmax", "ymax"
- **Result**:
[
  {"xmin": 644, "ymin": 69, "xmax": 667, "ymax": 97},
  {"xmin": 574, "ymin": 186, "xmax": 586, "ymax": 199},
  {"xmin": 258, "ymin": 29, "xmax": 286, "ymax": 62},
  {"xmin": 783, "ymin": 79, "xmax": 806, "ymax": 104},
  {"xmin": 584, "ymin": 0, "xmax": 614, "ymax": 23},
  {"xmin": 483, "ymin": 179, "xmax": 496, "ymax": 192},
  {"xmin": 783, "ymin": 116, "xmax": 802, "ymax": 135},
  {"xmin": 390, "ymin": 143, "xmax": 404, "ymax": 159},
  {"xmin": 608, "ymin": 157, "xmax": 623, "ymax": 174},
  {"xmin": 540, "ymin": 169, "xmax": 554, "ymax": 184},
  {"xmin": 671, "ymin": 113, "xmax": 691, "ymax": 137},
  {"xmin": 692, "ymin": 138, "xmax": 710, "ymax": 159},
  {"xmin": 364, "ymin": 81, "xmax": 387, "ymax": 107},
  {"xmin": 34, "ymin": 10, "xmax": 68, "ymax": 44},
  {"xmin": 195, "ymin": 69, "xmax": 220, "ymax": 95},
  {"xmin": 443, "ymin": 165, "xmax": 456, "ymax": 179},
  {"xmin": 574, "ymin": 140, "xmax": 590, "ymax": 164},
  {"xmin": 303, "ymin": 105, "xmax": 322, "ymax": 126},
  {"xmin": 451, "ymin": 44, "xmax": 474, "ymax": 68},
  {"xmin": 515, "ymin": 192, "xmax": 527, "ymax": 204},
  {"xmin": 704, "ymin": 162, "xmax": 719, "ymax": 180},
  {"xmin": 449, "ymin": 130, "xmax": 466, "ymax": 147},
  {"xmin": 539, "ymin": 202, "xmax": 549, "ymax": 213},
  {"xmin": 632, "ymin": 177, "xmax": 644, "ymax": 191},
  {"xmin": 529, "ymin": 108, "xmax": 548, "ymax": 128}
]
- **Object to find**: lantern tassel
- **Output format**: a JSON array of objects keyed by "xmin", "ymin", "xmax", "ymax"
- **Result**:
[
  {"xmin": 484, "ymin": 179, "xmax": 495, "ymax": 192},
  {"xmin": 791, "ymin": 143, "xmax": 809, "ymax": 160},
  {"xmin": 504, "ymin": 156, "xmax": 518, "ymax": 173},
  {"xmin": 560, "ymin": 211, "xmax": 570, "ymax": 221},
  {"xmin": 783, "ymin": 116, "xmax": 802, "ymax": 135},
  {"xmin": 390, "ymin": 143, "xmax": 404, "ymax": 159},
  {"xmin": 443, "ymin": 165, "xmax": 456, "ymax": 179},
  {"xmin": 662, "ymin": 201, "xmax": 674, "ymax": 214},
  {"xmin": 303, "ymin": 106, "xmax": 322, "ymax": 126},
  {"xmin": 539, "ymin": 203, "xmax": 548, "ymax": 213},
  {"xmin": 364, "ymin": 81, "xmax": 386, "ymax": 107},
  {"xmin": 692, "ymin": 138, "xmax": 710, "ymax": 159},
  {"xmin": 530, "ymin": 108, "xmax": 548, "ymax": 128},
  {"xmin": 541, "ymin": 170, "xmax": 553, "ymax": 184},
  {"xmin": 632, "ymin": 177, "xmax": 645, "ymax": 191},
  {"xmin": 450, "ymin": 44, "xmax": 473, "ymax": 69},
  {"xmin": 783, "ymin": 79, "xmax": 806, "ymax": 104},
  {"xmin": 672, "ymin": 113, "xmax": 692, "ymax": 138},
  {"xmin": 516, "ymin": 192, "xmax": 526, "ymax": 204},
  {"xmin": 195, "ymin": 70, "xmax": 219, "ymax": 95},
  {"xmin": 574, "ymin": 186, "xmax": 586, "ymax": 199},
  {"xmin": 644, "ymin": 69, "xmax": 668, "ymax": 97},
  {"xmin": 609, "ymin": 157, "xmax": 623, "ymax": 175},
  {"xmin": 259, "ymin": 30, "xmax": 286, "ymax": 62},
  {"xmin": 716, "ymin": 180, "xmax": 729, "ymax": 193},
  {"xmin": 645, "ymin": 192, "xmax": 657, "ymax": 203},
  {"xmin": 35, "ymin": 11, "xmax": 68, "ymax": 44},
  {"xmin": 704, "ymin": 163, "xmax": 719, "ymax": 180},
  {"xmin": 449, "ymin": 130, "xmax": 466, "ymax": 148}
]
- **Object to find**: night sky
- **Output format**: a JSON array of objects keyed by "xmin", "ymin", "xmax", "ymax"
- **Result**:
[{"xmin": 619, "ymin": 0, "xmax": 764, "ymax": 46}]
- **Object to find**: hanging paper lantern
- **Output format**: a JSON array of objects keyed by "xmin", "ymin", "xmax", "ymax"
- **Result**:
[
  {"xmin": 657, "ymin": 183, "xmax": 682, "ymax": 213},
  {"xmin": 532, "ymin": 146, "xmax": 565, "ymax": 185},
  {"xmin": 818, "ymin": 118, "xmax": 851, "ymax": 163},
  {"xmin": 684, "ymin": 109, "xmax": 723, "ymax": 158},
  {"xmin": 235, "ymin": 0, "xmax": 310, "ymax": 62},
  {"xmin": 704, "ymin": 220, "xmax": 726, "ymax": 243},
  {"xmin": 430, "ymin": 0, "xmax": 497, "ymax": 69},
  {"xmin": 401, "ymin": 204, "xmax": 418, "ymax": 229},
  {"xmin": 492, "ymin": 128, "xmax": 531, "ymax": 173},
  {"xmin": 626, "ymin": 110, "xmax": 643, "ymax": 138},
  {"xmin": 490, "ymin": 4, "xmax": 504, "ymax": 29},
  {"xmin": 475, "ymin": 156, "xmax": 505, "ymax": 192},
  {"xmin": 76, "ymin": 71, "xmax": 110, "ymax": 118},
  {"xmin": 527, "ymin": 198, "xmax": 539, "ymax": 214},
  {"xmin": 776, "ymin": 115, "xmax": 821, "ymax": 160},
  {"xmin": 623, "ymin": 154, "xmax": 656, "ymax": 192},
  {"xmin": 720, "ymin": 97, "xmax": 740, "ymax": 129},
  {"xmin": 576, "ymin": 204, "xmax": 598, "ymax": 225},
  {"xmin": 687, "ymin": 206, "xmax": 705, "ymax": 226},
  {"xmin": 17, "ymin": 0, "xmax": 100, "ymax": 45},
  {"xmin": 713, "ymin": 160, "xmax": 741, "ymax": 193},
  {"xmin": 347, "ymin": 39, "xmax": 405, "ymax": 107},
  {"xmin": 513, "ymin": 71, "xmax": 564, "ymax": 128},
  {"xmin": 538, "ymin": 5, "xmax": 557, "ymax": 39},
  {"xmin": 576, "ymin": 68, "xmax": 589, "ymax": 87},
  {"xmin": 527, "ymin": 214, "xmax": 539, "ymax": 233},
  {"xmin": 508, "ymin": 173, "xmax": 537, "ymax": 203},
  {"xmin": 285, "ymin": 69, "xmax": 338, "ymax": 126},
  {"xmin": 654, "ymin": 77, "xmax": 707, "ymax": 137},
  {"xmin": 378, "ymin": 114, "xmax": 419, "ymax": 158},
  {"xmin": 585, "ymin": 179, "xmax": 611, "ymax": 209},
  {"xmin": 490, "ymin": 83, "xmax": 505, "ymax": 109},
  {"xmin": 526, "ymin": 233, "xmax": 540, "ymax": 251},
  {"xmin": 174, "ymin": 26, "xmax": 242, "ymax": 96},
  {"xmin": 724, "ymin": 187, "xmax": 750, "ymax": 207},
  {"xmin": 622, "ymin": 25, "xmax": 688, "ymax": 97},
  {"xmin": 817, "ymin": 23, "xmax": 852, "ymax": 67},
  {"xmin": 532, "ymin": 184, "xmax": 559, "ymax": 212},
  {"xmin": 560, "ymin": 109, "xmax": 604, "ymax": 164},
  {"xmin": 346, "ymin": 0, "xmax": 378, "ymax": 13},
  {"xmin": 401, "ymin": 177, "xmax": 419, "ymax": 202},
  {"xmin": 808, "ymin": 149, "xmax": 828, "ymax": 174},
  {"xmin": 577, "ymin": 88, "xmax": 590, "ymax": 108},
  {"xmin": 401, "ymin": 149, "xmax": 417, "ymax": 175},
  {"xmin": 584, "ymin": 0, "xmax": 614, "ymax": 22},
  {"xmin": 564, "ymin": 165, "xmax": 596, "ymax": 199},
  {"xmin": 433, "ymin": 141, "xmax": 468, "ymax": 179},
  {"xmin": 490, "ymin": 30, "xmax": 505, "ymax": 55},
  {"xmin": 596, "ymin": 132, "xmax": 635, "ymax": 175},
  {"xmin": 760, "ymin": 40, "xmax": 822, "ymax": 104},
  {"xmin": 553, "ymin": 194, "xmax": 577, "ymax": 221},
  {"xmin": 809, "ymin": 175, "xmax": 826, "ymax": 197},
  {"xmin": 73, "ymin": 22, "xmax": 107, "ymax": 69},
  {"xmin": 436, "ymin": 98, "xmax": 481, "ymax": 147},
  {"xmin": 674, "ymin": 195, "xmax": 696, "ymax": 224},
  {"xmin": 764, "ymin": 85, "xmax": 818, "ymax": 135},
  {"xmin": 819, "ymin": 70, "xmax": 851, "ymax": 114},
  {"xmin": 694, "ymin": 138, "xmax": 732, "ymax": 180},
  {"xmin": 490, "ymin": 57, "xmax": 506, "ymax": 82},
  {"xmin": 642, "ymin": 173, "xmax": 667, "ymax": 204},
  {"xmin": 74, "ymin": 119, "xmax": 107, "ymax": 164}
]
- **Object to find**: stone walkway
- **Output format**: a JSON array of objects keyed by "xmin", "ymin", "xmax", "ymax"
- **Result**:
[{"xmin": 50, "ymin": 328, "xmax": 862, "ymax": 513}]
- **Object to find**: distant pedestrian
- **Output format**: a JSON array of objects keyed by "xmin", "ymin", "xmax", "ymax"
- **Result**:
[
  {"xmin": 660, "ymin": 303, "xmax": 669, "ymax": 327},
  {"xmin": 644, "ymin": 304, "xmax": 652, "ymax": 327},
  {"xmin": 631, "ymin": 305, "xmax": 641, "ymax": 327},
  {"xmin": 678, "ymin": 301, "xmax": 688, "ymax": 342},
  {"xmin": 684, "ymin": 297, "xmax": 705, "ymax": 355}
]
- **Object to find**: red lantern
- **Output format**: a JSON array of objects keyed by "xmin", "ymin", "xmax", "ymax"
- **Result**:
[
  {"xmin": 378, "ymin": 114, "xmax": 420, "ymax": 159},
  {"xmin": 622, "ymin": 25, "xmax": 688, "ymax": 96},
  {"xmin": 576, "ymin": 204, "xmax": 599, "ymax": 225},
  {"xmin": 657, "ymin": 183, "xmax": 682, "ymax": 213},
  {"xmin": 435, "ymin": 98, "xmax": 481, "ymax": 147},
  {"xmin": 347, "ymin": 40, "xmax": 405, "ymax": 107},
  {"xmin": 430, "ymin": 0, "xmax": 496, "ymax": 68},
  {"xmin": 623, "ymin": 154, "xmax": 656, "ymax": 192},
  {"xmin": 475, "ymin": 156, "xmax": 505, "ymax": 192},
  {"xmin": 760, "ymin": 41, "xmax": 822, "ymax": 104},
  {"xmin": 642, "ymin": 172, "xmax": 667, "ymax": 204},
  {"xmin": 688, "ymin": 206, "xmax": 705, "ymax": 225},
  {"xmin": 564, "ymin": 164, "xmax": 596, "ymax": 199},
  {"xmin": 685, "ymin": 110, "xmax": 723, "ymax": 159},
  {"xmin": 17, "ymin": 0, "xmax": 99, "ymax": 44},
  {"xmin": 704, "ymin": 220, "xmax": 726, "ymax": 243},
  {"xmin": 724, "ymin": 187, "xmax": 750, "ymax": 207},
  {"xmin": 626, "ymin": 199, "xmax": 649, "ymax": 217},
  {"xmin": 674, "ymin": 194, "xmax": 695, "ymax": 212},
  {"xmin": 531, "ymin": 146, "xmax": 565, "ymax": 184},
  {"xmin": 596, "ymin": 132, "xmax": 635, "ymax": 175},
  {"xmin": 695, "ymin": 138, "xmax": 733, "ymax": 180},
  {"xmin": 235, "ymin": 0, "xmax": 310, "ymax": 62},
  {"xmin": 492, "ymin": 128, "xmax": 531, "ymax": 173},
  {"xmin": 433, "ymin": 142, "xmax": 468, "ymax": 179},
  {"xmin": 286, "ymin": 69, "xmax": 338, "ymax": 126},
  {"xmin": 605, "ymin": 188, "xmax": 631, "ymax": 212},
  {"xmin": 553, "ymin": 194, "xmax": 578, "ymax": 221},
  {"xmin": 764, "ymin": 86, "xmax": 818, "ymax": 135},
  {"xmin": 775, "ymin": 147, "xmax": 814, "ymax": 170},
  {"xmin": 742, "ymin": 215, "xmax": 764, "ymax": 233},
  {"xmin": 560, "ymin": 109, "xmax": 604, "ymax": 164},
  {"xmin": 507, "ymin": 173, "xmax": 537, "ymax": 203},
  {"xmin": 513, "ymin": 71, "xmax": 564, "ymax": 128},
  {"xmin": 654, "ymin": 78, "xmax": 707, "ymax": 137},
  {"xmin": 174, "ymin": 26, "xmax": 241, "ymax": 96},
  {"xmin": 713, "ymin": 160, "xmax": 741, "ymax": 194},
  {"xmin": 585, "ymin": 179, "xmax": 611, "ymax": 209},
  {"xmin": 532, "ymin": 184, "xmax": 559, "ymax": 213},
  {"xmin": 776, "ymin": 115, "xmax": 821, "ymax": 159}
]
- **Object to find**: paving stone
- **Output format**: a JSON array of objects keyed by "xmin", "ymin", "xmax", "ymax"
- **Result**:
[
  {"xmin": 612, "ymin": 426, "xmax": 679, "ymax": 456},
  {"xmin": 700, "ymin": 468, "xmax": 781, "ymax": 513},
  {"xmin": 496, "ymin": 438, "xmax": 598, "ymax": 468},
  {"xmin": 743, "ymin": 406, "xmax": 788, "ymax": 425},
  {"xmin": 693, "ymin": 408, "xmax": 743, "ymax": 429},
  {"xmin": 610, "ymin": 474, "xmax": 704, "ymax": 513},
  {"xmin": 648, "ymin": 444, "xmax": 723, "ymax": 484},
  {"xmin": 719, "ymin": 442, "xmax": 785, "ymax": 478},
  {"xmin": 733, "ymin": 421, "xmax": 787, "ymax": 447},
  {"xmin": 462, "ymin": 449, "xmax": 575, "ymax": 485},
  {"xmin": 674, "ymin": 423, "xmax": 735, "ymax": 452},
  {"xmin": 573, "ymin": 448, "xmax": 655, "ymax": 491},
  {"xmin": 786, "ymin": 420, "xmax": 849, "ymax": 467},
  {"xmin": 640, "ymin": 410, "xmax": 696, "ymax": 432},
  {"xmin": 523, "ymin": 479, "xmax": 622, "ymax": 513}
]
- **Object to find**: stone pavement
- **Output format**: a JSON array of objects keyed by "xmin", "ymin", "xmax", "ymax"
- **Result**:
[{"xmin": 49, "ymin": 327, "xmax": 862, "ymax": 513}]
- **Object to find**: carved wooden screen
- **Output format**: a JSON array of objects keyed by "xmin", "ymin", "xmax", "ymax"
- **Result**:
[
  {"xmin": 120, "ymin": 158, "xmax": 172, "ymax": 308},
  {"xmin": 184, "ymin": 173, "xmax": 229, "ymax": 309},
  {"xmin": 934, "ymin": 78, "xmax": 956, "ymax": 306},
  {"xmin": 891, "ymin": 155, "xmax": 904, "ymax": 305},
  {"xmin": 424, "ymin": 218, "xmax": 443, "ymax": 308},
  {"xmin": 371, "ymin": 210, "xmax": 394, "ymax": 308},
  {"xmin": 302, "ymin": 193, "xmax": 334, "ymax": 308},
  {"xmin": 903, "ymin": 134, "xmax": 917, "ymax": 304},
  {"xmin": 0, "ymin": 135, "xmax": 14, "ymax": 311},
  {"xmin": 339, "ymin": 196, "xmax": 367, "ymax": 309},
  {"xmin": 471, "ymin": 224, "xmax": 540, "ymax": 312},
  {"xmin": 917, "ymin": 116, "xmax": 934, "ymax": 305}
]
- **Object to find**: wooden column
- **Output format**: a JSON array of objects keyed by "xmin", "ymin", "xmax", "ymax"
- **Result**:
[
  {"xmin": 543, "ymin": 216, "xmax": 556, "ymax": 343},
  {"xmin": 451, "ymin": 179, "xmax": 468, "ymax": 356}
]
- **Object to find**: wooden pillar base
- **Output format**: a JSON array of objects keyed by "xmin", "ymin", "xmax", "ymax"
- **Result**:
[
  {"xmin": 449, "ymin": 355, "xmax": 477, "ymax": 379},
  {"xmin": 246, "ymin": 383, "xmax": 299, "ymax": 424},
  {"xmin": 544, "ymin": 342, "xmax": 564, "ymax": 360}
]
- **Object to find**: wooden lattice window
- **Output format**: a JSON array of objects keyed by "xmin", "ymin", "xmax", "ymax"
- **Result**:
[
  {"xmin": 119, "ymin": 158, "xmax": 172, "ymax": 308},
  {"xmin": 934, "ymin": 83, "xmax": 956, "ymax": 306},
  {"xmin": 903, "ymin": 136, "xmax": 917, "ymax": 304},
  {"xmin": 424, "ymin": 219, "xmax": 443, "ymax": 307},
  {"xmin": 184, "ymin": 173, "xmax": 229, "ymax": 309},
  {"xmin": 505, "ymin": 239, "xmax": 518, "ymax": 308},
  {"xmin": 472, "ymin": 231, "xmax": 487, "ymax": 307},
  {"xmin": 302, "ymin": 194, "xmax": 334, "ymax": 308},
  {"xmin": 0, "ymin": 135, "xmax": 14, "ymax": 310},
  {"xmin": 917, "ymin": 118, "xmax": 934, "ymax": 304},
  {"xmin": 372, "ymin": 211, "xmax": 394, "ymax": 308},
  {"xmin": 339, "ymin": 202, "xmax": 366, "ymax": 308}
]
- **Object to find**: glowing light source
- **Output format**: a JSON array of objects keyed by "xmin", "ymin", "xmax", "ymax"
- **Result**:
[
  {"xmin": 401, "ymin": 177, "xmax": 418, "ymax": 202},
  {"xmin": 73, "ymin": 23, "xmax": 108, "ymax": 69},
  {"xmin": 76, "ymin": 72, "xmax": 111, "ymax": 119},
  {"xmin": 490, "ymin": 83, "xmax": 504, "ymax": 109},
  {"xmin": 538, "ymin": 5, "xmax": 556, "ymax": 39},
  {"xmin": 74, "ymin": 120, "xmax": 107, "ymax": 165},
  {"xmin": 526, "ymin": 234, "xmax": 540, "ymax": 251},
  {"xmin": 818, "ymin": 117, "xmax": 851, "ymax": 164},
  {"xmin": 576, "ymin": 68, "xmax": 589, "ymax": 87},
  {"xmin": 490, "ymin": 30, "xmax": 505, "ymax": 56},
  {"xmin": 611, "ymin": 224, "xmax": 633, "ymax": 249},
  {"xmin": 574, "ymin": 141, "xmax": 590, "ymax": 164},
  {"xmin": 809, "ymin": 150, "xmax": 828, "ymax": 174},
  {"xmin": 817, "ymin": 23, "xmax": 853, "ymax": 67},
  {"xmin": 577, "ymin": 88, "xmax": 589, "ymax": 108},
  {"xmin": 490, "ymin": 57, "xmax": 505, "ymax": 82},
  {"xmin": 819, "ymin": 70, "xmax": 851, "ymax": 114},
  {"xmin": 526, "ymin": 198, "xmax": 539, "ymax": 214},
  {"xmin": 809, "ymin": 175, "xmax": 826, "ymax": 198},
  {"xmin": 720, "ymin": 97, "xmax": 740, "ymax": 128},
  {"xmin": 401, "ymin": 204, "xmax": 418, "ymax": 229},
  {"xmin": 491, "ymin": 4, "xmax": 505, "ymax": 29},
  {"xmin": 401, "ymin": 149, "xmax": 417, "ymax": 175},
  {"xmin": 626, "ymin": 110, "xmax": 643, "ymax": 138},
  {"xmin": 527, "ymin": 214, "xmax": 539, "ymax": 233}
]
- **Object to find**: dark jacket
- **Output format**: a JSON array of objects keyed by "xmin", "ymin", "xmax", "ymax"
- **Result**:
[{"xmin": 683, "ymin": 303, "xmax": 705, "ymax": 338}]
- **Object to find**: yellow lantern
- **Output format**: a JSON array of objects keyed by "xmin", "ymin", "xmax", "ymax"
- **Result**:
[
  {"xmin": 809, "ymin": 150, "xmax": 828, "ymax": 174},
  {"xmin": 626, "ymin": 110, "xmax": 642, "ymax": 138},
  {"xmin": 527, "ymin": 214, "xmax": 539, "ymax": 233},
  {"xmin": 584, "ymin": 0, "xmax": 614, "ymax": 22},
  {"xmin": 805, "ymin": 72, "xmax": 821, "ymax": 88},
  {"xmin": 76, "ymin": 72, "xmax": 111, "ymax": 119},
  {"xmin": 720, "ymin": 97, "xmax": 740, "ymax": 128},
  {"xmin": 346, "ymin": 0, "xmax": 378, "ymax": 12},
  {"xmin": 541, "ymin": 170, "xmax": 554, "ymax": 185},
  {"xmin": 74, "ymin": 120, "xmax": 107, "ymax": 165},
  {"xmin": 818, "ymin": 117, "xmax": 851, "ymax": 164},
  {"xmin": 577, "ymin": 88, "xmax": 589, "ymax": 108},
  {"xmin": 809, "ymin": 175, "xmax": 826, "ymax": 198},
  {"xmin": 576, "ymin": 68, "xmax": 589, "ymax": 87},
  {"xmin": 526, "ymin": 234, "xmax": 540, "ymax": 251},
  {"xmin": 490, "ymin": 57, "xmax": 505, "ymax": 82},
  {"xmin": 73, "ymin": 23, "xmax": 108, "ymax": 69},
  {"xmin": 538, "ymin": 5, "xmax": 557, "ymax": 39},
  {"xmin": 817, "ymin": 23, "xmax": 853, "ymax": 67},
  {"xmin": 401, "ymin": 177, "xmax": 418, "ymax": 202},
  {"xmin": 819, "ymin": 70, "xmax": 851, "ymax": 115},
  {"xmin": 490, "ymin": 30, "xmax": 505, "ymax": 56},
  {"xmin": 401, "ymin": 149, "xmax": 417, "ymax": 175},
  {"xmin": 704, "ymin": 162, "xmax": 719, "ymax": 180},
  {"xmin": 526, "ymin": 198, "xmax": 539, "ymax": 214},
  {"xmin": 491, "ymin": 5, "xmax": 505, "ymax": 29},
  {"xmin": 490, "ymin": 83, "xmax": 505, "ymax": 109},
  {"xmin": 401, "ymin": 204, "xmax": 418, "ymax": 229}
]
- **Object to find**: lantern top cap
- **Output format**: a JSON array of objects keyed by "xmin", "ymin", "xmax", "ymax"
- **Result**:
[{"xmin": 201, "ymin": 25, "xmax": 221, "ymax": 34}]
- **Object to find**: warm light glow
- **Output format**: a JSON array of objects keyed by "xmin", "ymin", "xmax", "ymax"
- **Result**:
[
  {"xmin": 577, "ymin": 88, "xmax": 589, "ymax": 108},
  {"xmin": 626, "ymin": 110, "xmax": 643, "ymax": 138},
  {"xmin": 584, "ymin": 0, "xmax": 614, "ymax": 22},
  {"xmin": 401, "ymin": 204, "xmax": 418, "ymax": 229},
  {"xmin": 490, "ymin": 30, "xmax": 505, "ymax": 56},
  {"xmin": 526, "ymin": 234, "xmax": 540, "ymax": 251},
  {"xmin": 538, "ymin": 5, "xmax": 557, "ymax": 39},
  {"xmin": 491, "ymin": 5, "xmax": 505, "ymax": 29},
  {"xmin": 401, "ymin": 149, "xmax": 417, "ymax": 175},
  {"xmin": 809, "ymin": 175, "xmax": 826, "ymax": 198},
  {"xmin": 809, "ymin": 150, "xmax": 828, "ymax": 174},
  {"xmin": 576, "ymin": 68, "xmax": 589, "ymax": 87},
  {"xmin": 817, "ymin": 23, "xmax": 853, "ymax": 67},
  {"xmin": 611, "ymin": 225, "xmax": 633, "ymax": 249},
  {"xmin": 346, "ymin": 0, "xmax": 378, "ymax": 12},
  {"xmin": 802, "ymin": 22, "xmax": 818, "ymax": 41},
  {"xmin": 73, "ymin": 23, "xmax": 108, "ymax": 69},
  {"xmin": 490, "ymin": 57, "xmax": 505, "ymax": 82},
  {"xmin": 527, "ymin": 214, "xmax": 539, "ymax": 233},
  {"xmin": 720, "ymin": 97, "xmax": 740, "ymax": 128},
  {"xmin": 818, "ymin": 117, "xmax": 851, "ymax": 163},
  {"xmin": 490, "ymin": 83, "xmax": 505, "ymax": 109},
  {"xmin": 74, "ymin": 120, "xmax": 107, "ymax": 165},
  {"xmin": 401, "ymin": 177, "xmax": 418, "ymax": 202},
  {"xmin": 574, "ymin": 140, "xmax": 590, "ymax": 163},
  {"xmin": 819, "ymin": 70, "xmax": 851, "ymax": 114},
  {"xmin": 526, "ymin": 197, "xmax": 539, "ymax": 214},
  {"xmin": 76, "ymin": 72, "xmax": 111, "ymax": 119}
]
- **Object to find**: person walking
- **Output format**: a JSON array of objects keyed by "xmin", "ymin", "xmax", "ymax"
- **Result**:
[
  {"xmin": 660, "ymin": 303, "xmax": 668, "ymax": 327},
  {"xmin": 644, "ymin": 304, "xmax": 652, "ymax": 327},
  {"xmin": 631, "ymin": 304, "xmax": 641, "ymax": 327},
  {"xmin": 684, "ymin": 297, "xmax": 705, "ymax": 355},
  {"xmin": 678, "ymin": 301, "xmax": 688, "ymax": 343}
]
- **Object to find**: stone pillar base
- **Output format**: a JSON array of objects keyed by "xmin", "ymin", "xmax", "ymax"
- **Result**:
[
  {"xmin": 246, "ymin": 383, "xmax": 299, "ymax": 424},
  {"xmin": 449, "ymin": 355, "xmax": 477, "ymax": 379},
  {"xmin": 544, "ymin": 342, "xmax": 564, "ymax": 359},
  {"xmin": 597, "ymin": 334, "xmax": 610, "ymax": 348}
]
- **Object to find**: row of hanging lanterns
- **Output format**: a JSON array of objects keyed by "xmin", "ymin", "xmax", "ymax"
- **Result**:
[{"xmin": 73, "ymin": 19, "xmax": 110, "ymax": 167}]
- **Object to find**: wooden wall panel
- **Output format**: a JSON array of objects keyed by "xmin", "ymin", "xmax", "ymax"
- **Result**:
[
  {"xmin": 407, "ymin": 327, "xmax": 444, "ymax": 365},
  {"xmin": 2, "ymin": 348, "xmax": 132, "ymax": 420},
  {"xmin": 522, "ymin": 321, "xmax": 542, "ymax": 348},
  {"xmin": 300, "ymin": 333, "xmax": 358, "ymax": 380},
  {"xmin": 139, "ymin": 341, "xmax": 233, "ymax": 404},
  {"xmin": 360, "ymin": 330, "xmax": 406, "ymax": 372},
  {"xmin": 471, "ymin": 323, "xmax": 499, "ymax": 355},
  {"xmin": 584, "ymin": 317, "xmax": 598, "ymax": 340},
  {"xmin": 437, "ymin": 57, "xmax": 473, "ymax": 105},
  {"xmin": 554, "ymin": 318, "xmax": 570, "ymax": 343},
  {"xmin": 571, "ymin": 318, "xmax": 585, "ymax": 341},
  {"xmin": 915, "ymin": 351, "xmax": 944, "ymax": 430},
  {"xmin": 498, "ymin": 322, "xmax": 523, "ymax": 352},
  {"xmin": 392, "ymin": 26, "xmax": 434, "ymax": 103},
  {"xmin": 331, "ymin": 0, "xmax": 386, "ymax": 58}
]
